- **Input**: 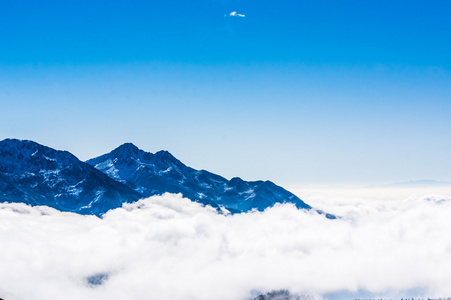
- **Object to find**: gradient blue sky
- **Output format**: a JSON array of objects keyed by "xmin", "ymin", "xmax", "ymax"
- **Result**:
[{"xmin": 1, "ymin": 0, "xmax": 451, "ymax": 185}]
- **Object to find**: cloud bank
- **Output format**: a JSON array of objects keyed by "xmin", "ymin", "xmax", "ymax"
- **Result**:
[{"xmin": 1, "ymin": 189, "xmax": 451, "ymax": 300}]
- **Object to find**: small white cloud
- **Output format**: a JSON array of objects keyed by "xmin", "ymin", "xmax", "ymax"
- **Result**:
[{"xmin": 229, "ymin": 11, "xmax": 245, "ymax": 17}]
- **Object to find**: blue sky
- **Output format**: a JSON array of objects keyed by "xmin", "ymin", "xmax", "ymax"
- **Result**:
[{"xmin": 1, "ymin": 0, "xmax": 451, "ymax": 185}]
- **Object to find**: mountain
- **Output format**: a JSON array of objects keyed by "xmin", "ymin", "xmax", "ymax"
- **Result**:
[
  {"xmin": 86, "ymin": 143, "xmax": 311, "ymax": 213},
  {"xmin": 0, "ymin": 139, "xmax": 142, "ymax": 216},
  {"xmin": 0, "ymin": 139, "xmax": 316, "ymax": 216}
]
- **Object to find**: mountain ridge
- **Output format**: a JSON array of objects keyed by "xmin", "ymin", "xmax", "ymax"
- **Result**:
[
  {"xmin": 86, "ymin": 143, "xmax": 311, "ymax": 213},
  {"xmin": 0, "ymin": 139, "xmax": 142, "ymax": 215},
  {"xmin": 0, "ymin": 138, "xmax": 315, "ymax": 216}
]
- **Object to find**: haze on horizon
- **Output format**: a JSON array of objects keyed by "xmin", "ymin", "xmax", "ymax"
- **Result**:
[{"xmin": 1, "ymin": 0, "xmax": 451, "ymax": 186}]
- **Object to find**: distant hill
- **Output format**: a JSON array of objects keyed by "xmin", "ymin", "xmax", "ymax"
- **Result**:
[{"xmin": 385, "ymin": 180, "xmax": 451, "ymax": 187}]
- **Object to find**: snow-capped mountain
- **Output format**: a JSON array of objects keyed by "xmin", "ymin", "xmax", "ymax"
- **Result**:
[
  {"xmin": 86, "ymin": 143, "xmax": 311, "ymax": 213},
  {"xmin": 0, "ymin": 139, "xmax": 142, "ymax": 215},
  {"xmin": 0, "ymin": 139, "xmax": 314, "ymax": 216}
]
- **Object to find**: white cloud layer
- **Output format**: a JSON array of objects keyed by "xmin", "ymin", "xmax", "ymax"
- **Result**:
[
  {"xmin": 1, "ymin": 188, "xmax": 451, "ymax": 300},
  {"xmin": 229, "ymin": 11, "xmax": 245, "ymax": 17}
]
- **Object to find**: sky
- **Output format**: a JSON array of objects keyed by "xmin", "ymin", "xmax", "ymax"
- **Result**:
[{"xmin": 1, "ymin": 0, "xmax": 451, "ymax": 185}]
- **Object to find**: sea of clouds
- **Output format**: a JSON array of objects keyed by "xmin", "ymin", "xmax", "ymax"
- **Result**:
[{"xmin": 1, "ymin": 186, "xmax": 451, "ymax": 300}]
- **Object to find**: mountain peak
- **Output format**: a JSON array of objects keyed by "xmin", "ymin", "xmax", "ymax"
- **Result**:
[
  {"xmin": 0, "ymin": 138, "xmax": 79, "ymax": 174},
  {"xmin": 0, "ymin": 139, "xmax": 73, "ymax": 156},
  {"xmin": 1, "ymin": 138, "xmax": 40, "ymax": 148},
  {"xmin": 114, "ymin": 142, "xmax": 140, "ymax": 152},
  {"xmin": 110, "ymin": 143, "xmax": 141, "ymax": 159},
  {"xmin": 154, "ymin": 150, "xmax": 178, "ymax": 162}
]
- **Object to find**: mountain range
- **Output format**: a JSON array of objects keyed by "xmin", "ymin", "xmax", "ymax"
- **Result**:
[
  {"xmin": 385, "ymin": 179, "xmax": 451, "ymax": 187},
  {"xmin": 0, "ymin": 138, "xmax": 314, "ymax": 216}
]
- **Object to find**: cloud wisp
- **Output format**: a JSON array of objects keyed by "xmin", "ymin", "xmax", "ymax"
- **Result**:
[
  {"xmin": 229, "ymin": 11, "xmax": 245, "ymax": 17},
  {"xmin": 1, "ymin": 189, "xmax": 451, "ymax": 300}
]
